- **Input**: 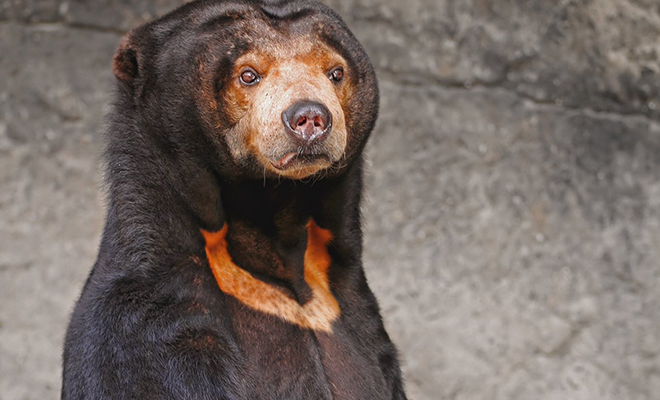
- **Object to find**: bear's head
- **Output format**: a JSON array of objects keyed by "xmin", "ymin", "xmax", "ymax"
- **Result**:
[{"xmin": 112, "ymin": 0, "xmax": 378, "ymax": 181}]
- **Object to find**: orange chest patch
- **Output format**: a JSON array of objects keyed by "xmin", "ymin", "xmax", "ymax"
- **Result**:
[{"xmin": 201, "ymin": 220, "xmax": 340, "ymax": 333}]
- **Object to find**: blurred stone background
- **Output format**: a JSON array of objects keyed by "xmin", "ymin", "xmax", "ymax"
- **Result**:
[{"xmin": 1, "ymin": 0, "xmax": 659, "ymax": 398}]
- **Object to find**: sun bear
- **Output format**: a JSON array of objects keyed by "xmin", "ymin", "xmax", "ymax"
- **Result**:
[{"xmin": 62, "ymin": 1, "xmax": 407, "ymax": 399}]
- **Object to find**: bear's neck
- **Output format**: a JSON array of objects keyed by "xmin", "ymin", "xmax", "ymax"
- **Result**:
[
  {"xmin": 101, "ymin": 122, "xmax": 365, "ymax": 297},
  {"xmin": 218, "ymin": 165, "xmax": 364, "ymax": 303}
]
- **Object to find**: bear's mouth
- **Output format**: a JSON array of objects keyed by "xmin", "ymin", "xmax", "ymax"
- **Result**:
[{"xmin": 271, "ymin": 152, "xmax": 331, "ymax": 170}]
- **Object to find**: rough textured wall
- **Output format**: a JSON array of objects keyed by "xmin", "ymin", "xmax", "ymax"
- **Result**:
[{"xmin": 1, "ymin": 0, "xmax": 659, "ymax": 399}]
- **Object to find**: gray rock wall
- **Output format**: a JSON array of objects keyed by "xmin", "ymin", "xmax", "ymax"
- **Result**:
[{"xmin": 1, "ymin": 0, "xmax": 658, "ymax": 399}]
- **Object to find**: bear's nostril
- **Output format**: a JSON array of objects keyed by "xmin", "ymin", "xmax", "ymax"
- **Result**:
[{"xmin": 282, "ymin": 101, "xmax": 333, "ymax": 145}]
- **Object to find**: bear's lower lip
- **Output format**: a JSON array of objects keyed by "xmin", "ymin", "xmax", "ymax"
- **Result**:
[{"xmin": 271, "ymin": 152, "xmax": 329, "ymax": 170}]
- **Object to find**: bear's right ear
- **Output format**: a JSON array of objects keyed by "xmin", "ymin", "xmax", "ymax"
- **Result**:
[{"xmin": 113, "ymin": 35, "xmax": 140, "ymax": 84}]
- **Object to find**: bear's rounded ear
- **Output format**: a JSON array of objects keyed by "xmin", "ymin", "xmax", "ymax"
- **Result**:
[{"xmin": 113, "ymin": 35, "xmax": 140, "ymax": 84}]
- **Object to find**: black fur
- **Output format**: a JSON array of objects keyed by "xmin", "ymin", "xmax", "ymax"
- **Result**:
[{"xmin": 62, "ymin": 1, "xmax": 406, "ymax": 398}]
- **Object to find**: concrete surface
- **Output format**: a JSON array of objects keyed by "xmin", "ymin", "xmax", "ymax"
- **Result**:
[{"xmin": 1, "ymin": 0, "xmax": 659, "ymax": 399}]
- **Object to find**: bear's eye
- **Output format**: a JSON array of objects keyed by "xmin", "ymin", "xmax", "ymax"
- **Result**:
[
  {"xmin": 239, "ymin": 68, "xmax": 260, "ymax": 86},
  {"xmin": 328, "ymin": 67, "xmax": 344, "ymax": 83}
]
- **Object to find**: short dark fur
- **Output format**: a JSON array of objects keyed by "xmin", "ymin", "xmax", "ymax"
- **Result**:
[{"xmin": 62, "ymin": 0, "xmax": 406, "ymax": 398}]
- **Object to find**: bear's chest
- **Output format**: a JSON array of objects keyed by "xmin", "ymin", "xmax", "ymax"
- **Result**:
[
  {"xmin": 201, "ymin": 223, "xmax": 391, "ymax": 398},
  {"xmin": 222, "ymin": 293, "xmax": 390, "ymax": 400}
]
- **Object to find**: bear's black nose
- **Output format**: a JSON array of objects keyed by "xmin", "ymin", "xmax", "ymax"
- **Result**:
[{"xmin": 282, "ymin": 101, "xmax": 333, "ymax": 145}]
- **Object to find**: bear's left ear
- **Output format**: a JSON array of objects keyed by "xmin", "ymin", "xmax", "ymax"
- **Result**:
[{"xmin": 113, "ymin": 34, "xmax": 141, "ymax": 84}]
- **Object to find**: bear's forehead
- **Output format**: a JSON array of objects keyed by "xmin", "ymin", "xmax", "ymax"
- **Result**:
[
  {"xmin": 148, "ymin": 1, "xmax": 352, "ymax": 66},
  {"xmin": 241, "ymin": 15, "xmax": 326, "ymax": 45},
  {"xmin": 244, "ymin": 35, "xmax": 330, "ymax": 61},
  {"xmin": 198, "ymin": 3, "xmax": 337, "ymax": 46},
  {"xmin": 226, "ymin": 20, "xmax": 343, "ymax": 68}
]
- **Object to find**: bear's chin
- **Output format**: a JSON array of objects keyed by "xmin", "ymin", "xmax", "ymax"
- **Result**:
[{"xmin": 265, "ymin": 153, "xmax": 333, "ymax": 180}]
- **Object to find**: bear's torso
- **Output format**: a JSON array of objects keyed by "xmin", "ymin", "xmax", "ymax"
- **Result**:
[
  {"xmin": 222, "ymin": 290, "xmax": 392, "ymax": 400},
  {"xmin": 64, "ymin": 263, "xmax": 396, "ymax": 400}
]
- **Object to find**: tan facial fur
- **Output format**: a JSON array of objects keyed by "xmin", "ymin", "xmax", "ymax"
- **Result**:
[{"xmin": 222, "ymin": 33, "xmax": 350, "ymax": 180}]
